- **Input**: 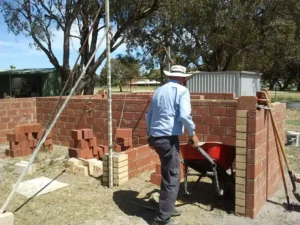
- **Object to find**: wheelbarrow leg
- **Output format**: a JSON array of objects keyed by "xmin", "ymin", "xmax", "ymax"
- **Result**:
[{"xmin": 184, "ymin": 165, "xmax": 190, "ymax": 195}]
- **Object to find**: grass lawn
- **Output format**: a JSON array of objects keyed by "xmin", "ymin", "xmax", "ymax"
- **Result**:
[{"xmin": 268, "ymin": 90, "xmax": 300, "ymax": 102}]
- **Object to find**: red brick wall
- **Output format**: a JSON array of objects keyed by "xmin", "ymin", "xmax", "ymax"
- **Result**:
[
  {"xmin": 191, "ymin": 92, "xmax": 236, "ymax": 100},
  {"xmin": 35, "ymin": 95, "xmax": 238, "ymax": 148},
  {"xmin": 36, "ymin": 96, "xmax": 152, "ymax": 147},
  {"xmin": 245, "ymin": 103, "xmax": 286, "ymax": 218},
  {"xmin": 189, "ymin": 100, "xmax": 238, "ymax": 146},
  {"xmin": 124, "ymin": 145, "xmax": 160, "ymax": 178},
  {"xmin": 0, "ymin": 98, "xmax": 37, "ymax": 144}
]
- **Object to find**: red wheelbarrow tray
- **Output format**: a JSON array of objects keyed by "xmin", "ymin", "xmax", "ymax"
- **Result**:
[{"xmin": 179, "ymin": 142, "xmax": 236, "ymax": 171}]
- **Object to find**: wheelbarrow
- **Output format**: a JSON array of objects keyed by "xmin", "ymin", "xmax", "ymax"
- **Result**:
[{"xmin": 180, "ymin": 142, "xmax": 236, "ymax": 198}]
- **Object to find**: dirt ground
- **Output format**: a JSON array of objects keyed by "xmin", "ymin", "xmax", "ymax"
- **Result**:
[{"xmin": 0, "ymin": 109, "xmax": 300, "ymax": 225}]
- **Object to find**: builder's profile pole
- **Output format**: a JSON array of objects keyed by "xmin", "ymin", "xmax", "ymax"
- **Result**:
[
  {"xmin": 168, "ymin": 46, "xmax": 171, "ymax": 72},
  {"xmin": 105, "ymin": 0, "xmax": 113, "ymax": 188}
]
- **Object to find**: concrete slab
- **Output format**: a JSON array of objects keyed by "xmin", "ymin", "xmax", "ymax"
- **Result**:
[
  {"xmin": 0, "ymin": 212, "xmax": 14, "ymax": 225},
  {"xmin": 14, "ymin": 176, "xmax": 69, "ymax": 198}
]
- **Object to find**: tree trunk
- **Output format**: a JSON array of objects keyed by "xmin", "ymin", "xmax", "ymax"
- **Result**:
[
  {"xmin": 83, "ymin": 71, "xmax": 95, "ymax": 95},
  {"xmin": 119, "ymin": 85, "xmax": 123, "ymax": 92},
  {"xmin": 297, "ymin": 82, "xmax": 300, "ymax": 91}
]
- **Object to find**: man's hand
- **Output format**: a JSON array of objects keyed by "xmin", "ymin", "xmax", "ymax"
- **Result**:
[{"xmin": 188, "ymin": 135, "xmax": 199, "ymax": 148}]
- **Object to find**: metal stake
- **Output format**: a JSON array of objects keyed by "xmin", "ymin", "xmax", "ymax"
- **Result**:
[{"xmin": 105, "ymin": 0, "xmax": 113, "ymax": 188}]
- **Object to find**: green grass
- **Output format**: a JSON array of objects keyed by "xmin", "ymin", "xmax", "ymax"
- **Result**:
[
  {"xmin": 269, "ymin": 90, "xmax": 300, "ymax": 102},
  {"xmin": 286, "ymin": 120, "xmax": 300, "ymax": 125}
]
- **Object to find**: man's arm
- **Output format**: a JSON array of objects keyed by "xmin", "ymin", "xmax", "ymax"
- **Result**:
[
  {"xmin": 179, "ymin": 90, "xmax": 195, "ymax": 136},
  {"xmin": 146, "ymin": 101, "xmax": 153, "ymax": 135}
]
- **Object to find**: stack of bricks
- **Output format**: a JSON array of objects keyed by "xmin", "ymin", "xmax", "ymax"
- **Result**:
[
  {"xmin": 235, "ymin": 110, "xmax": 248, "ymax": 215},
  {"xmin": 102, "ymin": 153, "xmax": 129, "ymax": 186},
  {"xmin": 6, "ymin": 123, "xmax": 53, "ymax": 157},
  {"xmin": 65, "ymin": 158, "xmax": 103, "ymax": 177},
  {"xmin": 115, "ymin": 128, "xmax": 133, "ymax": 152},
  {"xmin": 68, "ymin": 129, "xmax": 102, "ymax": 159}
]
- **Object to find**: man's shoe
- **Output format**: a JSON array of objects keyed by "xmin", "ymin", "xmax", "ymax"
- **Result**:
[
  {"xmin": 152, "ymin": 219, "xmax": 180, "ymax": 225},
  {"xmin": 172, "ymin": 207, "xmax": 182, "ymax": 217}
]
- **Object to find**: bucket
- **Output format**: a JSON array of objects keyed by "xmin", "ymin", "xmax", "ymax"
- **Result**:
[{"xmin": 286, "ymin": 131, "xmax": 300, "ymax": 146}]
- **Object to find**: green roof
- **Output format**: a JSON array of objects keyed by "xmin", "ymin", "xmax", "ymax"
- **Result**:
[{"xmin": 0, "ymin": 68, "xmax": 56, "ymax": 75}]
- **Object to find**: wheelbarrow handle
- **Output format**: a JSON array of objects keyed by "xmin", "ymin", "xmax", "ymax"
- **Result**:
[{"xmin": 188, "ymin": 140, "xmax": 216, "ymax": 166}]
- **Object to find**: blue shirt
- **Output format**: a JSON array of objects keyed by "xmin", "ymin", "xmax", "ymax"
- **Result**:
[{"xmin": 146, "ymin": 80, "xmax": 195, "ymax": 137}]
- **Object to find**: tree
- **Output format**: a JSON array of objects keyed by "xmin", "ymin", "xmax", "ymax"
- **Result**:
[
  {"xmin": 99, "ymin": 55, "xmax": 140, "ymax": 92},
  {"xmin": 0, "ymin": 0, "xmax": 161, "ymax": 95}
]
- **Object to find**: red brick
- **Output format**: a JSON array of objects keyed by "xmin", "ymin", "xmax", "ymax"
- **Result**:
[
  {"xmin": 82, "ymin": 129, "xmax": 92, "ymax": 139},
  {"xmin": 221, "ymin": 136, "xmax": 236, "ymax": 146},
  {"xmin": 220, "ymin": 117, "xmax": 236, "ymax": 126},
  {"xmin": 114, "ymin": 144, "xmax": 122, "ymax": 152},
  {"xmin": 195, "ymin": 125, "xmax": 209, "ymax": 134},
  {"xmin": 31, "ymin": 123, "xmax": 41, "ymax": 132},
  {"xmin": 136, "ymin": 145, "xmax": 152, "ymax": 158},
  {"xmin": 26, "ymin": 133, "xmax": 34, "ymax": 141},
  {"xmin": 20, "ymin": 141, "xmax": 29, "ymax": 148},
  {"xmin": 248, "ymin": 117, "xmax": 266, "ymax": 133},
  {"xmin": 155, "ymin": 164, "xmax": 161, "ymax": 175},
  {"xmin": 247, "ymin": 110, "xmax": 265, "ymax": 119},
  {"xmin": 247, "ymin": 129, "xmax": 267, "ymax": 149},
  {"xmin": 125, "ymin": 148, "xmax": 137, "ymax": 161},
  {"xmin": 116, "ymin": 128, "xmax": 132, "ymax": 139},
  {"xmin": 7, "ymin": 133, "xmax": 20, "ymax": 142},
  {"xmin": 24, "ymin": 125, "xmax": 31, "ymax": 133},
  {"xmin": 238, "ymin": 96, "xmax": 257, "ymax": 110},
  {"xmin": 72, "ymin": 139, "xmax": 88, "ymax": 149},
  {"xmin": 9, "ymin": 141, "xmax": 20, "ymax": 150},
  {"xmin": 204, "ymin": 134, "xmax": 220, "ymax": 142},
  {"xmin": 225, "ymin": 127, "xmax": 236, "ymax": 136},
  {"xmin": 15, "ymin": 125, "xmax": 25, "ymax": 134},
  {"xmin": 98, "ymin": 144, "xmax": 108, "ymax": 154},
  {"xmin": 209, "ymin": 126, "xmax": 225, "ymax": 135},
  {"xmin": 138, "ymin": 163, "xmax": 155, "ymax": 174},
  {"xmin": 19, "ymin": 133, "xmax": 27, "ymax": 141},
  {"xmin": 202, "ymin": 116, "xmax": 220, "ymax": 125},
  {"xmin": 88, "ymin": 137, "xmax": 97, "ymax": 147},
  {"xmin": 28, "ymin": 140, "xmax": 34, "ymax": 147},
  {"xmin": 44, "ymin": 139, "xmax": 53, "ymax": 146},
  {"xmin": 71, "ymin": 129, "xmax": 83, "ymax": 140},
  {"xmin": 123, "ymin": 138, "xmax": 133, "ymax": 147},
  {"xmin": 192, "ymin": 115, "xmax": 203, "ymax": 123},
  {"xmin": 210, "ymin": 106, "xmax": 226, "ymax": 116},
  {"xmin": 68, "ymin": 147, "xmax": 89, "ymax": 158},
  {"xmin": 150, "ymin": 173, "xmax": 162, "ymax": 186},
  {"xmin": 226, "ymin": 107, "xmax": 237, "ymax": 116},
  {"xmin": 247, "ymin": 159, "xmax": 266, "ymax": 179}
]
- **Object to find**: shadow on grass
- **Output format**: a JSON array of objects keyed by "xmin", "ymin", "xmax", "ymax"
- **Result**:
[
  {"xmin": 267, "ymin": 199, "xmax": 300, "ymax": 213},
  {"xmin": 113, "ymin": 181, "xmax": 235, "ymax": 224}
]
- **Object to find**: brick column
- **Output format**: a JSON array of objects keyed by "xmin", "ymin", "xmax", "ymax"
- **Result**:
[{"xmin": 235, "ymin": 110, "xmax": 248, "ymax": 215}]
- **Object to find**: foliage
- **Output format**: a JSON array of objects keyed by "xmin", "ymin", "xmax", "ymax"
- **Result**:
[
  {"xmin": 99, "ymin": 55, "xmax": 140, "ymax": 91},
  {"xmin": 0, "ymin": 0, "xmax": 161, "ymax": 94}
]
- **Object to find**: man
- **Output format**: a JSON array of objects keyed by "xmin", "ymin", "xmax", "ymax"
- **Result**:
[{"xmin": 146, "ymin": 65, "xmax": 199, "ymax": 225}]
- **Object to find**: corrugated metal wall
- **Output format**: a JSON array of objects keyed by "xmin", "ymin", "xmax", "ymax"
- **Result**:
[{"xmin": 186, "ymin": 71, "xmax": 261, "ymax": 97}]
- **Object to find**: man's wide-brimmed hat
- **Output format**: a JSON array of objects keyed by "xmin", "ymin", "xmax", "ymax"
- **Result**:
[{"xmin": 163, "ymin": 65, "xmax": 192, "ymax": 78}]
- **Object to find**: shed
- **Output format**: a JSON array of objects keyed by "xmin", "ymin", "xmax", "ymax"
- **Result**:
[
  {"xmin": 186, "ymin": 71, "xmax": 262, "ymax": 97},
  {"xmin": 0, "ymin": 68, "xmax": 62, "ymax": 98}
]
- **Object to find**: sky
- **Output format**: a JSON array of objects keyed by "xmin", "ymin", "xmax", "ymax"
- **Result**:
[{"xmin": 0, "ymin": 16, "xmax": 127, "ymax": 73}]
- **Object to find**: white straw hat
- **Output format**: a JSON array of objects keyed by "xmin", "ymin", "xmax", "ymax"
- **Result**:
[{"xmin": 163, "ymin": 65, "xmax": 192, "ymax": 78}]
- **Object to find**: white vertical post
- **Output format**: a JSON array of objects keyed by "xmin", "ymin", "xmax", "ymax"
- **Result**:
[
  {"xmin": 105, "ymin": 0, "xmax": 113, "ymax": 188},
  {"xmin": 168, "ymin": 46, "xmax": 171, "ymax": 71}
]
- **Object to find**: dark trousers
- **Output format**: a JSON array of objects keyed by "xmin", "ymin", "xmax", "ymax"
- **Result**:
[{"xmin": 149, "ymin": 136, "xmax": 180, "ymax": 222}]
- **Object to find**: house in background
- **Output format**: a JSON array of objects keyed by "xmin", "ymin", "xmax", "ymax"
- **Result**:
[{"xmin": 0, "ymin": 68, "xmax": 62, "ymax": 98}]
